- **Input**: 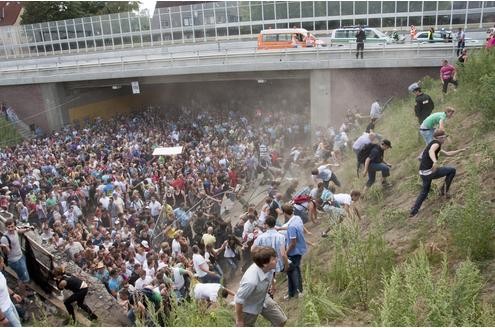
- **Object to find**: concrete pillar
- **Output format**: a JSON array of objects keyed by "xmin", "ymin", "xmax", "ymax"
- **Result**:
[
  {"xmin": 40, "ymin": 83, "xmax": 65, "ymax": 133},
  {"xmin": 310, "ymin": 70, "xmax": 332, "ymax": 134}
]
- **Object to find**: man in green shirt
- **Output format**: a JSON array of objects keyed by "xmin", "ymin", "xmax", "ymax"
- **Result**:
[{"xmin": 419, "ymin": 107, "xmax": 455, "ymax": 144}]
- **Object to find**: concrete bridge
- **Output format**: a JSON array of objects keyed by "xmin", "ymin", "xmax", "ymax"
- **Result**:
[{"xmin": 0, "ymin": 41, "xmax": 482, "ymax": 134}]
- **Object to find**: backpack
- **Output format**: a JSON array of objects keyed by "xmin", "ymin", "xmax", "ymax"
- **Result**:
[
  {"xmin": 292, "ymin": 194, "xmax": 311, "ymax": 205},
  {"xmin": 357, "ymin": 143, "xmax": 378, "ymax": 165},
  {"xmin": 0, "ymin": 234, "xmax": 11, "ymax": 265}
]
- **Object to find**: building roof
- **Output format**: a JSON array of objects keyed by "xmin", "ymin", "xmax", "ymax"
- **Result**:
[{"xmin": 0, "ymin": 1, "xmax": 23, "ymax": 26}]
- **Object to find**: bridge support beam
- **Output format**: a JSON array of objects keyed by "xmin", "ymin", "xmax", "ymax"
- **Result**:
[
  {"xmin": 310, "ymin": 70, "xmax": 332, "ymax": 135},
  {"xmin": 40, "ymin": 83, "xmax": 66, "ymax": 132}
]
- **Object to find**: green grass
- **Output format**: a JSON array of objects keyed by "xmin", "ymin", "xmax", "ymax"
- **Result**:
[
  {"xmin": 375, "ymin": 245, "xmax": 495, "ymax": 326},
  {"xmin": 296, "ymin": 49, "xmax": 495, "ymax": 326},
  {"xmin": 0, "ymin": 117, "xmax": 22, "ymax": 147}
]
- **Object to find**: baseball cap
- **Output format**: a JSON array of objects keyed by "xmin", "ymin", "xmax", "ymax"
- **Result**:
[{"xmin": 382, "ymin": 139, "xmax": 392, "ymax": 148}]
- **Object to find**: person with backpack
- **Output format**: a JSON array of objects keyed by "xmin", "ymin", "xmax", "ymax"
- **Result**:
[
  {"xmin": 321, "ymin": 190, "xmax": 362, "ymax": 238},
  {"xmin": 353, "ymin": 132, "xmax": 377, "ymax": 176},
  {"xmin": 311, "ymin": 163, "xmax": 341, "ymax": 189},
  {"xmin": 0, "ymin": 219, "xmax": 32, "ymax": 296},
  {"xmin": 291, "ymin": 194, "xmax": 318, "ymax": 225},
  {"xmin": 363, "ymin": 139, "xmax": 393, "ymax": 192},
  {"xmin": 409, "ymin": 130, "xmax": 467, "ymax": 217}
]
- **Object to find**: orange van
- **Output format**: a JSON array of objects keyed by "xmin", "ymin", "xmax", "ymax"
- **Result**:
[{"xmin": 257, "ymin": 28, "xmax": 326, "ymax": 50}]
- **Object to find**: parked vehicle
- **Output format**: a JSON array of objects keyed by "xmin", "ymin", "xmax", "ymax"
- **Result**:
[
  {"xmin": 413, "ymin": 30, "xmax": 453, "ymax": 42},
  {"xmin": 257, "ymin": 28, "xmax": 326, "ymax": 49},
  {"xmin": 329, "ymin": 26, "xmax": 392, "ymax": 45},
  {"xmin": 386, "ymin": 30, "xmax": 407, "ymax": 43}
]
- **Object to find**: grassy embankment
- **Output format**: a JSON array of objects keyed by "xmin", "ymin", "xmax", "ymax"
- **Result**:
[
  {"xmin": 21, "ymin": 49, "xmax": 495, "ymax": 327},
  {"xmin": 0, "ymin": 117, "xmax": 22, "ymax": 148},
  {"xmin": 289, "ymin": 47, "xmax": 495, "ymax": 326},
  {"xmin": 152, "ymin": 48, "xmax": 495, "ymax": 328}
]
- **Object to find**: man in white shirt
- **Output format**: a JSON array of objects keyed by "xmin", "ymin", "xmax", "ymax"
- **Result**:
[
  {"xmin": 134, "ymin": 269, "xmax": 153, "ymax": 290},
  {"xmin": 148, "ymin": 196, "xmax": 161, "ymax": 220},
  {"xmin": 0, "ymin": 256, "xmax": 22, "ymax": 327},
  {"xmin": 370, "ymin": 99, "xmax": 382, "ymax": 120},
  {"xmin": 192, "ymin": 245, "xmax": 220, "ymax": 284},
  {"xmin": 171, "ymin": 230, "xmax": 183, "ymax": 258},
  {"xmin": 99, "ymin": 194, "xmax": 110, "ymax": 210},
  {"xmin": 193, "ymin": 283, "xmax": 234, "ymax": 303},
  {"xmin": 235, "ymin": 246, "xmax": 287, "ymax": 327},
  {"xmin": 170, "ymin": 265, "xmax": 193, "ymax": 300},
  {"xmin": 352, "ymin": 132, "xmax": 377, "ymax": 176},
  {"xmin": 322, "ymin": 190, "xmax": 362, "ymax": 237}
]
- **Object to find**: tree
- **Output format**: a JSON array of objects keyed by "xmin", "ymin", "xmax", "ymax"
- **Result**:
[{"xmin": 20, "ymin": 1, "xmax": 140, "ymax": 25}]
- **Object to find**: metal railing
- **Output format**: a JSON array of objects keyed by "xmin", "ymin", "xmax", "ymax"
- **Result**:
[
  {"xmin": 0, "ymin": 1, "xmax": 493, "ymax": 61},
  {"xmin": 0, "ymin": 42, "xmax": 484, "ymax": 86}
]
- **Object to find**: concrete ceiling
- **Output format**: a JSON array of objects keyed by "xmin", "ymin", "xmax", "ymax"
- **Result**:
[{"xmin": 64, "ymin": 70, "xmax": 309, "ymax": 90}]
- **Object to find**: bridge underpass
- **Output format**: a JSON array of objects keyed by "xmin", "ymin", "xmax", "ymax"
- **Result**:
[
  {"xmin": 0, "ymin": 43, "xmax": 471, "ymax": 134},
  {"xmin": 0, "ymin": 65, "xmax": 439, "ymax": 135}
]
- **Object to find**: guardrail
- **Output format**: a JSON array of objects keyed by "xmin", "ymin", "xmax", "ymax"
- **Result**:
[{"xmin": 0, "ymin": 42, "xmax": 485, "ymax": 86}]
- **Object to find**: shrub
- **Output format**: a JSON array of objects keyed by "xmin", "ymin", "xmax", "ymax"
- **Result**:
[
  {"xmin": 298, "ymin": 264, "xmax": 347, "ymax": 326},
  {"xmin": 376, "ymin": 245, "xmax": 494, "ymax": 326},
  {"xmin": 328, "ymin": 217, "xmax": 395, "ymax": 308},
  {"xmin": 438, "ymin": 165, "xmax": 495, "ymax": 261},
  {"xmin": 0, "ymin": 117, "xmax": 22, "ymax": 147},
  {"xmin": 166, "ymin": 297, "xmax": 235, "ymax": 327},
  {"xmin": 457, "ymin": 49, "xmax": 495, "ymax": 126}
]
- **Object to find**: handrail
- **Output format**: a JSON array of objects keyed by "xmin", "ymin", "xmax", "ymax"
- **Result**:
[
  {"xmin": 0, "ymin": 45, "xmax": 476, "ymax": 69},
  {"xmin": 0, "ymin": 43, "xmax": 484, "ymax": 86}
]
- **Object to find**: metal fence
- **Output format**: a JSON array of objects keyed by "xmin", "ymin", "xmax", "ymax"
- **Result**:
[{"xmin": 0, "ymin": 1, "xmax": 494, "ymax": 60}]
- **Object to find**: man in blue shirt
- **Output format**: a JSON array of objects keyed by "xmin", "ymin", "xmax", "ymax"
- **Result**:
[
  {"xmin": 282, "ymin": 204, "xmax": 306, "ymax": 299},
  {"xmin": 252, "ymin": 216, "xmax": 288, "ymax": 274}
]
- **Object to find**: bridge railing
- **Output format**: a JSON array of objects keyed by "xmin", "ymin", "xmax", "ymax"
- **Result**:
[{"xmin": 0, "ymin": 42, "xmax": 484, "ymax": 85}]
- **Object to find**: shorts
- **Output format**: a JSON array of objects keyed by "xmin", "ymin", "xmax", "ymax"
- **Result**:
[{"xmin": 242, "ymin": 296, "xmax": 287, "ymax": 327}]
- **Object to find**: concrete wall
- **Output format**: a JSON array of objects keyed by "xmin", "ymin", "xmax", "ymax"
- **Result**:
[
  {"xmin": 1, "ymin": 66, "xmax": 438, "ymax": 133},
  {"xmin": 0, "ymin": 84, "xmax": 48, "ymax": 131},
  {"xmin": 312, "ymin": 66, "xmax": 439, "ymax": 129}
]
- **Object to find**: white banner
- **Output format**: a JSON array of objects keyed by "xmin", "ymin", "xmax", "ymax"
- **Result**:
[
  {"xmin": 152, "ymin": 146, "xmax": 183, "ymax": 156},
  {"xmin": 131, "ymin": 81, "xmax": 140, "ymax": 94}
]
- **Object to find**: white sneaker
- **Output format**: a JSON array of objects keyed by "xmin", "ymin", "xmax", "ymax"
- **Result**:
[{"xmin": 283, "ymin": 294, "xmax": 290, "ymax": 300}]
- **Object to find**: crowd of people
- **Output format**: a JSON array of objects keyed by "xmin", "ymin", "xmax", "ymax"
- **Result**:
[
  {"xmin": 0, "ymin": 104, "xmax": 316, "ymax": 326},
  {"xmin": 0, "ymin": 46, "xmax": 480, "ymax": 326}
]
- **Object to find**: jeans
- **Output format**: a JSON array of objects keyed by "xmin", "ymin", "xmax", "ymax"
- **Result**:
[
  {"xmin": 419, "ymin": 129, "xmax": 434, "ymax": 145},
  {"xmin": 4, "ymin": 302, "xmax": 21, "ymax": 327},
  {"xmin": 366, "ymin": 162, "xmax": 390, "ymax": 187},
  {"xmin": 224, "ymin": 257, "xmax": 238, "ymax": 280},
  {"xmin": 286, "ymin": 255, "xmax": 303, "ymax": 298},
  {"xmin": 353, "ymin": 148, "xmax": 361, "ymax": 175},
  {"xmin": 323, "ymin": 173, "xmax": 341, "ymax": 188},
  {"xmin": 199, "ymin": 272, "xmax": 220, "ymax": 284},
  {"xmin": 410, "ymin": 166, "xmax": 456, "ymax": 215},
  {"xmin": 8, "ymin": 256, "xmax": 30, "ymax": 283},
  {"xmin": 456, "ymin": 40, "xmax": 465, "ymax": 56},
  {"xmin": 64, "ymin": 287, "xmax": 97, "ymax": 321},
  {"xmin": 442, "ymin": 77, "xmax": 458, "ymax": 93},
  {"xmin": 356, "ymin": 42, "xmax": 364, "ymax": 59}
]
